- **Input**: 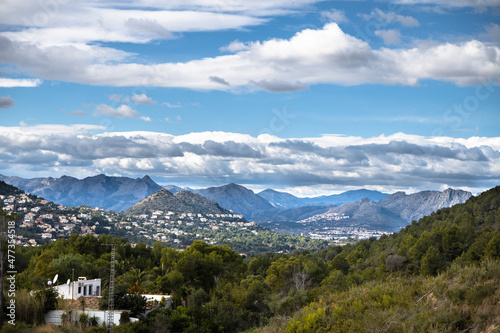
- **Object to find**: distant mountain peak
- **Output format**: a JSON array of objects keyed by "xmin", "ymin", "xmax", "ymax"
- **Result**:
[
  {"xmin": 359, "ymin": 197, "xmax": 374, "ymax": 204},
  {"xmin": 194, "ymin": 183, "xmax": 276, "ymax": 219},
  {"xmin": 0, "ymin": 174, "xmax": 163, "ymax": 211},
  {"xmin": 126, "ymin": 187, "xmax": 229, "ymax": 216}
]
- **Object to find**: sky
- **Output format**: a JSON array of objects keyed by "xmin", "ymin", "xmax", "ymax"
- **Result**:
[{"xmin": 0, "ymin": 0, "xmax": 499, "ymax": 196}]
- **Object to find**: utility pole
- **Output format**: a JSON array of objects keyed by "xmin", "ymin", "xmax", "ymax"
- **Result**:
[{"xmin": 102, "ymin": 243, "xmax": 125, "ymax": 332}]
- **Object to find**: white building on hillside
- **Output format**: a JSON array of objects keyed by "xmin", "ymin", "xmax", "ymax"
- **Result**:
[{"xmin": 55, "ymin": 277, "xmax": 101, "ymax": 299}]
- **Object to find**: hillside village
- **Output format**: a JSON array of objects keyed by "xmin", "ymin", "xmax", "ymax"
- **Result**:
[
  {"xmin": 1, "ymin": 189, "xmax": 249, "ymax": 246},
  {"xmin": 0, "ymin": 183, "xmax": 327, "ymax": 253}
]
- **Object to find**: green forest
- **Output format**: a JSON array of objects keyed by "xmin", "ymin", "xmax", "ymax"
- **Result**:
[{"xmin": 2, "ymin": 185, "xmax": 500, "ymax": 332}]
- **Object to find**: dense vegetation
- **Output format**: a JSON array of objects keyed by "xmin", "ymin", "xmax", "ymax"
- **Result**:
[{"xmin": 2, "ymin": 186, "xmax": 500, "ymax": 332}]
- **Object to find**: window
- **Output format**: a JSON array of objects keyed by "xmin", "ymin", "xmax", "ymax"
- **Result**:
[
  {"xmin": 83, "ymin": 286, "xmax": 87, "ymax": 296},
  {"xmin": 89, "ymin": 285, "xmax": 93, "ymax": 295},
  {"xmin": 78, "ymin": 286, "xmax": 81, "ymax": 294},
  {"xmin": 96, "ymin": 286, "xmax": 100, "ymax": 296}
]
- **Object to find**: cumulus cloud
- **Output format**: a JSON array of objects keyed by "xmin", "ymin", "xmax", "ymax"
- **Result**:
[
  {"xmin": 0, "ymin": 125, "xmax": 498, "ymax": 193},
  {"xmin": 220, "ymin": 40, "xmax": 250, "ymax": 52},
  {"xmin": 131, "ymin": 93, "xmax": 156, "ymax": 105},
  {"xmin": 125, "ymin": 18, "xmax": 172, "ymax": 39},
  {"xmin": 484, "ymin": 23, "xmax": 500, "ymax": 43},
  {"xmin": 362, "ymin": 8, "xmax": 420, "ymax": 27},
  {"xmin": 375, "ymin": 29, "xmax": 403, "ymax": 45},
  {"xmin": 0, "ymin": 78, "xmax": 41, "ymax": 87},
  {"xmin": 321, "ymin": 9, "xmax": 348, "ymax": 23},
  {"xmin": 94, "ymin": 104, "xmax": 150, "ymax": 121},
  {"xmin": 0, "ymin": 96, "xmax": 15, "ymax": 109},
  {"xmin": 0, "ymin": 23, "xmax": 498, "ymax": 91}
]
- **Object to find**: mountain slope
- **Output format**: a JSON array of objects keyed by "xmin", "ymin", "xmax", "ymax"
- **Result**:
[
  {"xmin": 0, "ymin": 180, "xmax": 23, "ymax": 196},
  {"xmin": 379, "ymin": 188, "xmax": 472, "ymax": 222},
  {"xmin": 0, "ymin": 174, "xmax": 163, "ymax": 211},
  {"xmin": 260, "ymin": 186, "xmax": 500, "ymax": 332},
  {"xmin": 194, "ymin": 183, "xmax": 278, "ymax": 220},
  {"xmin": 262, "ymin": 205, "xmax": 332, "ymax": 222},
  {"xmin": 303, "ymin": 189, "xmax": 389, "ymax": 206},
  {"xmin": 258, "ymin": 188, "xmax": 388, "ymax": 209},
  {"xmin": 326, "ymin": 197, "xmax": 406, "ymax": 231},
  {"xmin": 315, "ymin": 188, "xmax": 473, "ymax": 232},
  {"xmin": 125, "ymin": 189, "xmax": 229, "ymax": 216},
  {"xmin": 257, "ymin": 189, "xmax": 305, "ymax": 209},
  {"xmin": 163, "ymin": 185, "xmax": 187, "ymax": 194}
]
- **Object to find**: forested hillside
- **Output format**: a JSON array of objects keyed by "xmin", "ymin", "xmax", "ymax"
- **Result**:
[{"xmin": 6, "ymin": 186, "xmax": 500, "ymax": 333}]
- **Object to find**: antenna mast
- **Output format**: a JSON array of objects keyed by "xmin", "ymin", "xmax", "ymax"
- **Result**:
[{"xmin": 102, "ymin": 243, "xmax": 125, "ymax": 332}]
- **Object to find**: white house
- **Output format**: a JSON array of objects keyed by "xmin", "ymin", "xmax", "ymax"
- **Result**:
[{"xmin": 55, "ymin": 277, "xmax": 101, "ymax": 299}]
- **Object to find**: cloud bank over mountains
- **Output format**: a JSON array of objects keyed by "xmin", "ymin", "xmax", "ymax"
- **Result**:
[{"xmin": 0, "ymin": 125, "xmax": 498, "ymax": 194}]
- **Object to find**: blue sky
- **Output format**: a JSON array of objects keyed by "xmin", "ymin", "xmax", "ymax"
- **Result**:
[{"xmin": 0, "ymin": 0, "xmax": 499, "ymax": 196}]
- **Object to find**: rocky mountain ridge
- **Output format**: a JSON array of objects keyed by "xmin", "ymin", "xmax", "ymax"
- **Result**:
[
  {"xmin": 0, "ymin": 174, "xmax": 163, "ymax": 212},
  {"xmin": 125, "ymin": 189, "xmax": 229, "ymax": 216}
]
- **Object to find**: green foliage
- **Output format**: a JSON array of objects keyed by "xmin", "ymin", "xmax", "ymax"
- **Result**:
[
  {"xmin": 421, "ymin": 246, "xmax": 445, "ymax": 276},
  {"xmin": 11, "ymin": 186, "xmax": 500, "ymax": 333}
]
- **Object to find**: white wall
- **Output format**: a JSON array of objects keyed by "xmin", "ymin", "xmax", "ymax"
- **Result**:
[
  {"xmin": 54, "ymin": 278, "xmax": 101, "ymax": 299},
  {"xmin": 45, "ymin": 310, "xmax": 123, "ymax": 326}
]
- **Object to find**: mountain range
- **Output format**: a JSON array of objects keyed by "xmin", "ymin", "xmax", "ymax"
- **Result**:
[
  {"xmin": 314, "ymin": 188, "xmax": 473, "ymax": 231},
  {"xmin": 0, "ymin": 174, "xmax": 162, "ymax": 212},
  {"xmin": 258, "ymin": 188, "xmax": 389, "ymax": 209},
  {"xmin": 0, "ymin": 173, "xmax": 472, "ymax": 231}
]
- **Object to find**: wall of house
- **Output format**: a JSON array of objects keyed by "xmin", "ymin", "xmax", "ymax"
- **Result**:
[{"xmin": 45, "ymin": 310, "xmax": 123, "ymax": 326}]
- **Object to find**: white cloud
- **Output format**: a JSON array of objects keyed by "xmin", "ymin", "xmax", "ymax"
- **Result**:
[
  {"xmin": 362, "ymin": 8, "xmax": 419, "ymax": 27},
  {"xmin": 94, "ymin": 104, "xmax": 141, "ymax": 119},
  {"xmin": 320, "ymin": 9, "xmax": 348, "ymax": 23},
  {"xmin": 393, "ymin": 0, "xmax": 500, "ymax": 8},
  {"xmin": 1, "ymin": 23, "xmax": 498, "ymax": 91},
  {"xmin": 163, "ymin": 102, "xmax": 182, "ymax": 108},
  {"xmin": 220, "ymin": 40, "xmax": 250, "ymax": 52},
  {"xmin": 131, "ymin": 93, "xmax": 156, "ymax": 105},
  {"xmin": 0, "ymin": 126, "xmax": 498, "ymax": 193},
  {"xmin": 0, "ymin": 6, "xmax": 266, "ymax": 46},
  {"xmin": 375, "ymin": 29, "xmax": 403, "ymax": 45},
  {"xmin": 0, "ymin": 78, "xmax": 41, "ymax": 87},
  {"xmin": 108, "ymin": 94, "xmax": 122, "ymax": 102},
  {"xmin": 484, "ymin": 23, "xmax": 500, "ymax": 42}
]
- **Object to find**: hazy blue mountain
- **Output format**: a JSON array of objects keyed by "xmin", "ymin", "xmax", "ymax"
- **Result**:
[
  {"xmin": 302, "ymin": 189, "xmax": 389, "ymax": 206},
  {"xmin": 258, "ymin": 188, "xmax": 388, "ymax": 209},
  {"xmin": 319, "ymin": 188, "xmax": 473, "ymax": 231},
  {"xmin": 326, "ymin": 198, "xmax": 406, "ymax": 231},
  {"xmin": 125, "ymin": 189, "xmax": 229, "ymax": 216},
  {"xmin": 0, "ymin": 174, "xmax": 163, "ymax": 212},
  {"xmin": 257, "ymin": 189, "xmax": 307, "ymax": 209},
  {"xmin": 193, "ymin": 183, "xmax": 278, "ymax": 220},
  {"xmin": 259, "ymin": 205, "xmax": 333, "ymax": 222},
  {"xmin": 163, "ymin": 185, "xmax": 189, "ymax": 194}
]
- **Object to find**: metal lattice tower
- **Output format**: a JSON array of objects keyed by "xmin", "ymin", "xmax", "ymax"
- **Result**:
[
  {"xmin": 102, "ymin": 243, "xmax": 125, "ymax": 332},
  {"xmin": 107, "ymin": 245, "xmax": 116, "ymax": 332}
]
